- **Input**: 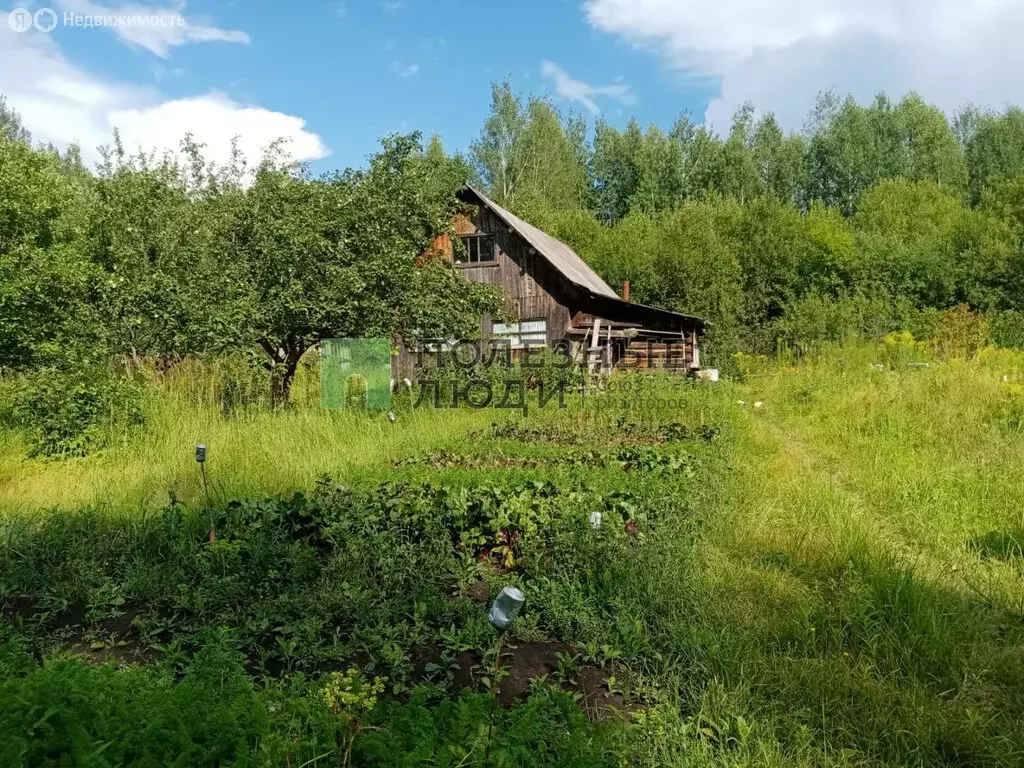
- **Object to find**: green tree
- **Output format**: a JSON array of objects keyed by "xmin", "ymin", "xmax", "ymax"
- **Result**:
[
  {"xmin": 0, "ymin": 133, "xmax": 95, "ymax": 369},
  {"xmin": 806, "ymin": 93, "xmax": 965, "ymax": 214},
  {"xmin": 590, "ymin": 119, "xmax": 645, "ymax": 221},
  {"xmin": 897, "ymin": 94, "xmax": 966, "ymax": 190},
  {"xmin": 471, "ymin": 80, "xmax": 529, "ymax": 207},
  {"xmin": 589, "ymin": 115, "xmax": 728, "ymax": 219},
  {"xmin": 471, "ymin": 80, "xmax": 589, "ymax": 217},
  {"xmin": 647, "ymin": 200, "xmax": 745, "ymax": 361},
  {"xmin": 418, "ymin": 134, "xmax": 476, "ymax": 197},
  {"xmin": 671, "ymin": 116, "xmax": 725, "ymax": 202},
  {"xmin": 729, "ymin": 196, "xmax": 810, "ymax": 333},
  {"xmin": 231, "ymin": 134, "xmax": 501, "ymax": 403},
  {"xmin": 0, "ymin": 97, "xmax": 30, "ymax": 144},
  {"xmin": 719, "ymin": 103, "xmax": 763, "ymax": 204},
  {"xmin": 629, "ymin": 123, "xmax": 696, "ymax": 215},
  {"xmin": 540, "ymin": 208, "xmax": 658, "ymax": 302},
  {"xmin": 750, "ymin": 113, "xmax": 807, "ymax": 205},
  {"xmin": 959, "ymin": 106, "xmax": 1024, "ymax": 205},
  {"xmin": 515, "ymin": 101, "xmax": 588, "ymax": 218},
  {"xmin": 84, "ymin": 138, "xmax": 247, "ymax": 360},
  {"xmin": 852, "ymin": 179, "xmax": 974, "ymax": 308}
]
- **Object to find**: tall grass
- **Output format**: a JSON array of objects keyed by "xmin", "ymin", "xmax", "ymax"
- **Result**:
[
  {"xmin": 0, "ymin": 359, "xmax": 491, "ymax": 516},
  {"xmin": 694, "ymin": 343, "xmax": 1024, "ymax": 764}
]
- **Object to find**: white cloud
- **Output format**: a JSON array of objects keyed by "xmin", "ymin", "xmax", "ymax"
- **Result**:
[
  {"xmin": 540, "ymin": 61, "xmax": 635, "ymax": 114},
  {"xmin": 584, "ymin": 0, "xmax": 1024, "ymax": 130},
  {"xmin": 109, "ymin": 95, "xmax": 328, "ymax": 167},
  {"xmin": 56, "ymin": 0, "xmax": 250, "ymax": 58},
  {"xmin": 392, "ymin": 61, "xmax": 419, "ymax": 78},
  {"xmin": 0, "ymin": 16, "xmax": 328, "ymax": 169},
  {"xmin": 150, "ymin": 61, "xmax": 184, "ymax": 82}
]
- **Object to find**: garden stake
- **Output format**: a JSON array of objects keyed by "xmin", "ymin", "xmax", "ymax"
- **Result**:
[
  {"xmin": 484, "ymin": 633, "xmax": 505, "ymax": 768},
  {"xmin": 195, "ymin": 444, "xmax": 213, "ymax": 539},
  {"xmin": 195, "ymin": 444, "xmax": 211, "ymax": 505},
  {"xmin": 484, "ymin": 587, "xmax": 525, "ymax": 767}
]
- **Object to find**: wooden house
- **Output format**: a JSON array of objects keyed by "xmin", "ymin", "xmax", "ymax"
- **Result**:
[{"xmin": 404, "ymin": 186, "xmax": 707, "ymax": 376}]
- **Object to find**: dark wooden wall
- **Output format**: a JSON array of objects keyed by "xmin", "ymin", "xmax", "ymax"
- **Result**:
[{"xmin": 451, "ymin": 208, "xmax": 573, "ymax": 342}]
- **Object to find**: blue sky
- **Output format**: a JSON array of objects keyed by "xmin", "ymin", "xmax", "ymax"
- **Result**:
[
  {"xmin": 4, "ymin": 0, "xmax": 1024, "ymax": 174},
  {"xmin": 195, "ymin": 0, "xmax": 717, "ymax": 171},
  {"xmin": 1, "ymin": 0, "xmax": 715, "ymax": 172}
]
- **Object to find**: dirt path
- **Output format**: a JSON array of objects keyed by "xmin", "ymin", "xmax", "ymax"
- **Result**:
[
  {"xmin": 760, "ymin": 417, "xmax": 881, "ymax": 522},
  {"xmin": 743, "ymin": 409, "xmax": 969, "ymax": 584}
]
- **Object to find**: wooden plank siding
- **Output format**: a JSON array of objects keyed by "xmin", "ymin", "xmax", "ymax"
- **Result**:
[
  {"xmin": 455, "ymin": 207, "xmax": 572, "ymax": 342},
  {"xmin": 393, "ymin": 208, "xmax": 572, "ymax": 380}
]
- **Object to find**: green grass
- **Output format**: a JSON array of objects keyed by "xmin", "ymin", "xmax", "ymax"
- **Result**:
[
  {"xmin": 696, "ymin": 345, "xmax": 1024, "ymax": 765},
  {"xmin": 0, "ymin": 361, "xmax": 493, "ymax": 515},
  {"xmin": 3, "ymin": 349, "xmax": 1024, "ymax": 766}
]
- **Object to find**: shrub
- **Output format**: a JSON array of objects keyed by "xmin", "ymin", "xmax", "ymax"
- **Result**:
[
  {"xmin": 0, "ymin": 641, "xmax": 268, "ymax": 767},
  {"xmin": 771, "ymin": 294, "xmax": 923, "ymax": 355},
  {"xmin": 6, "ymin": 365, "xmax": 146, "ymax": 457},
  {"xmin": 987, "ymin": 310, "xmax": 1024, "ymax": 349},
  {"xmin": 878, "ymin": 331, "xmax": 931, "ymax": 368},
  {"xmin": 931, "ymin": 304, "xmax": 988, "ymax": 359}
]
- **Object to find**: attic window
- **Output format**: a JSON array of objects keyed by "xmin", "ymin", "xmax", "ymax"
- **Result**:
[{"xmin": 456, "ymin": 233, "xmax": 496, "ymax": 264}]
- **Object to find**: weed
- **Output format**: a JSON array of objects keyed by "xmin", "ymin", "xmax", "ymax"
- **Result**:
[{"xmin": 320, "ymin": 667, "xmax": 387, "ymax": 768}]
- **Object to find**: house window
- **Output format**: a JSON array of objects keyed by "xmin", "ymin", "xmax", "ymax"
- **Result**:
[
  {"xmin": 456, "ymin": 234, "xmax": 496, "ymax": 264},
  {"xmin": 492, "ymin": 319, "xmax": 547, "ymax": 348}
]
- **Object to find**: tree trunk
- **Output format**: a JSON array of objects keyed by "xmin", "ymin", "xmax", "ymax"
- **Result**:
[
  {"xmin": 261, "ymin": 338, "xmax": 303, "ymax": 408},
  {"xmin": 270, "ymin": 359, "xmax": 299, "ymax": 408}
]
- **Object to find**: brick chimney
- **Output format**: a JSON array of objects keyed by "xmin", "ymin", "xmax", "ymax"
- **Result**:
[{"xmin": 622, "ymin": 280, "xmax": 630, "ymax": 302}]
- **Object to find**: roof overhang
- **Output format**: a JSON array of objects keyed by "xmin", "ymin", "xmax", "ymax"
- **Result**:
[
  {"xmin": 580, "ymin": 290, "xmax": 708, "ymax": 334},
  {"xmin": 459, "ymin": 186, "xmax": 619, "ymax": 299}
]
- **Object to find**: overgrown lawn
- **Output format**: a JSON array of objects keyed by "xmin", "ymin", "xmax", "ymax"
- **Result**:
[{"xmin": 2, "ymin": 352, "xmax": 1024, "ymax": 766}]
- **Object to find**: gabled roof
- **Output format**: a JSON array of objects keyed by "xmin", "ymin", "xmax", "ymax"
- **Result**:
[{"xmin": 464, "ymin": 186, "xmax": 619, "ymax": 299}]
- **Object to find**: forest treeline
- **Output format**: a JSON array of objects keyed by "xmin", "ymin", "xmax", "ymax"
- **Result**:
[
  {"xmin": 3, "ymin": 82, "xmax": 1024, "ymax": 452},
  {"xmin": 469, "ymin": 82, "xmax": 1024, "ymax": 357}
]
